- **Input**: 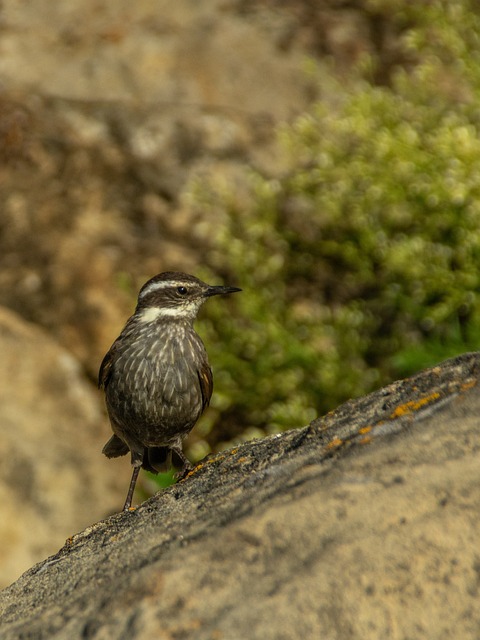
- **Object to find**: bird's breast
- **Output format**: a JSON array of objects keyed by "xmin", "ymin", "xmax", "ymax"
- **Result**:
[{"xmin": 105, "ymin": 323, "xmax": 210, "ymax": 442}]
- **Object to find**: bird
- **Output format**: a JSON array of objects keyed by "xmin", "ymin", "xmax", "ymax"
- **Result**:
[{"xmin": 98, "ymin": 271, "xmax": 241, "ymax": 511}]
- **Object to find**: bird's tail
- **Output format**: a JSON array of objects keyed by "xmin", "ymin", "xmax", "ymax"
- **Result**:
[
  {"xmin": 102, "ymin": 434, "xmax": 129, "ymax": 458},
  {"xmin": 145, "ymin": 446, "xmax": 172, "ymax": 474}
]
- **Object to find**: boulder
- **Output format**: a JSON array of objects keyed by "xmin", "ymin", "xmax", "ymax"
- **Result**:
[
  {"xmin": 1, "ymin": 352, "xmax": 479, "ymax": 638},
  {"xmin": 0, "ymin": 306, "xmax": 129, "ymax": 588}
]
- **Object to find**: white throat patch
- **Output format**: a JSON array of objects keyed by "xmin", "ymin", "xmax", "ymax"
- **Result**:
[
  {"xmin": 138, "ymin": 301, "xmax": 201, "ymax": 323},
  {"xmin": 138, "ymin": 307, "xmax": 164, "ymax": 323}
]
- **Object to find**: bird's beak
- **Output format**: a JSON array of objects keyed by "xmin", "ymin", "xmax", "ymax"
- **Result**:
[{"xmin": 205, "ymin": 285, "xmax": 242, "ymax": 297}]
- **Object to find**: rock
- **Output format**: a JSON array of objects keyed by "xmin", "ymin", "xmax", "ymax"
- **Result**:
[
  {"xmin": 0, "ymin": 306, "xmax": 129, "ymax": 589},
  {"xmin": 0, "ymin": 1, "xmax": 372, "ymax": 111},
  {"xmin": 0, "ymin": 0, "xmax": 401, "ymax": 379},
  {"xmin": 1, "ymin": 352, "xmax": 479, "ymax": 638}
]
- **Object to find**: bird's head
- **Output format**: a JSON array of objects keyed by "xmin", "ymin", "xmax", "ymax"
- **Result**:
[{"xmin": 134, "ymin": 271, "xmax": 241, "ymax": 323}]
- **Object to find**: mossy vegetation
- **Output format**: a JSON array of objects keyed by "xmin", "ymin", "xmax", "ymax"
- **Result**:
[{"xmin": 184, "ymin": 0, "xmax": 480, "ymax": 449}]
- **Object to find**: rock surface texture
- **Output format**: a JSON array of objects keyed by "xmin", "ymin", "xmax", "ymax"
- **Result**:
[
  {"xmin": 1, "ymin": 352, "xmax": 479, "ymax": 639},
  {"xmin": 0, "ymin": 306, "xmax": 129, "ymax": 589}
]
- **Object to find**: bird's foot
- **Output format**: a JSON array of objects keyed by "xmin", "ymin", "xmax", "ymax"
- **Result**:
[{"xmin": 174, "ymin": 461, "xmax": 193, "ymax": 481}]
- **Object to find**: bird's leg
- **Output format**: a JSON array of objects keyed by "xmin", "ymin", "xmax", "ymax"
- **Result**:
[
  {"xmin": 173, "ymin": 448, "xmax": 193, "ymax": 480},
  {"xmin": 123, "ymin": 465, "xmax": 140, "ymax": 511}
]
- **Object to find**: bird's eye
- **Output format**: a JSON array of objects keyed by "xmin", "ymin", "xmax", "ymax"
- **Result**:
[{"xmin": 177, "ymin": 286, "xmax": 188, "ymax": 295}]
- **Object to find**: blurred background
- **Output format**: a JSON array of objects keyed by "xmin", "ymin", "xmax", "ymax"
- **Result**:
[{"xmin": 1, "ymin": 0, "xmax": 480, "ymax": 586}]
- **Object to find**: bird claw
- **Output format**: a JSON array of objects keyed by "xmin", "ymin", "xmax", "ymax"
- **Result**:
[{"xmin": 174, "ymin": 463, "xmax": 193, "ymax": 481}]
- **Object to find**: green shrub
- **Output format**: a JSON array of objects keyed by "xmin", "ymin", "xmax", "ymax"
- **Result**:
[{"xmin": 189, "ymin": 0, "xmax": 480, "ymax": 447}]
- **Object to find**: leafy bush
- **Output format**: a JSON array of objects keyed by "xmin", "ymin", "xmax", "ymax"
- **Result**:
[{"xmin": 189, "ymin": 0, "xmax": 480, "ymax": 447}]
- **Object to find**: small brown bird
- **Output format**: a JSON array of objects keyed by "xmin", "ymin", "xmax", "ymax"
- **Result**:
[{"xmin": 99, "ymin": 271, "xmax": 241, "ymax": 510}]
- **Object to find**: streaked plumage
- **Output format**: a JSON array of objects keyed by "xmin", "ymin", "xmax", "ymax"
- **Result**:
[{"xmin": 99, "ymin": 271, "xmax": 241, "ymax": 510}]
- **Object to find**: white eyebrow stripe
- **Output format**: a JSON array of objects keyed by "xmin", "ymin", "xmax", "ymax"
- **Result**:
[{"xmin": 138, "ymin": 280, "xmax": 183, "ymax": 298}]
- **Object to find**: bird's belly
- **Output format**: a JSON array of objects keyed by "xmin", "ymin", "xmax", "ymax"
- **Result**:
[{"xmin": 106, "ymin": 344, "xmax": 205, "ymax": 446}]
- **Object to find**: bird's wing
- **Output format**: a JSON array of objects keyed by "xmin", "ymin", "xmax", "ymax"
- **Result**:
[
  {"xmin": 98, "ymin": 315, "xmax": 136, "ymax": 389},
  {"xmin": 197, "ymin": 362, "xmax": 213, "ymax": 412},
  {"xmin": 98, "ymin": 344, "xmax": 115, "ymax": 389},
  {"xmin": 98, "ymin": 331, "xmax": 127, "ymax": 389}
]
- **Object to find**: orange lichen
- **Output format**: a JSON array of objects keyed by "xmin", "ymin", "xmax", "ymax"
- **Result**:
[
  {"xmin": 461, "ymin": 379, "xmax": 477, "ymax": 392},
  {"xmin": 326, "ymin": 436, "xmax": 344, "ymax": 450},
  {"xmin": 185, "ymin": 464, "xmax": 204, "ymax": 478},
  {"xmin": 389, "ymin": 392, "xmax": 441, "ymax": 419},
  {"xmin": 358, "ymin": 425, "xmax": 372, "ymax": 435},
  {"xmin": 186, "ymin": 452, "xmax": 230, "ymax": 477}
]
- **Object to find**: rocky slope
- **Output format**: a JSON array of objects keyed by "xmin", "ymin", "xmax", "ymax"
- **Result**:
[{"xmin": 1, "ymin": 353, "xmax": 479, "ymax": 639}]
